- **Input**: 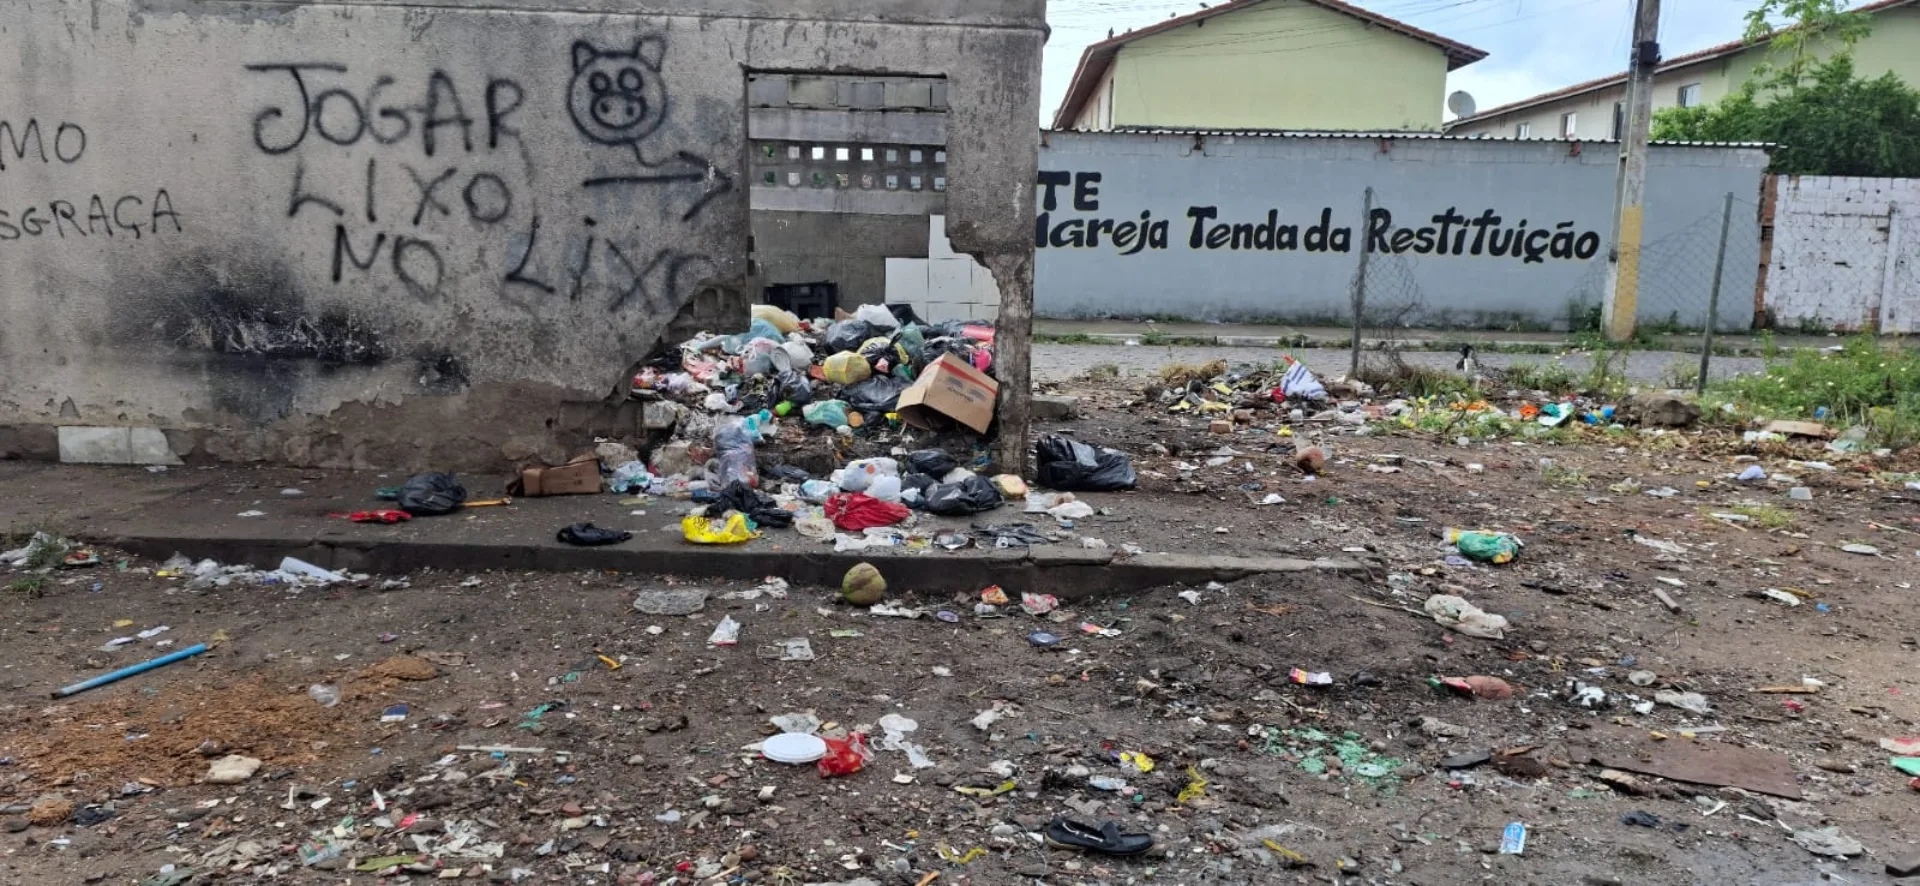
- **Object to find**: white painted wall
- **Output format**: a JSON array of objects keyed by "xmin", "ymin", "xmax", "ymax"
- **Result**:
[{"xmin": 1766, "ymin": 176, "xmax": 1920, "ymax": 333}]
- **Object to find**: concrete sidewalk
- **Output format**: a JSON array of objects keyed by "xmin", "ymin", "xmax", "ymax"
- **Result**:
[
  {"xmin": 1034, "ymin": 318, "xmax": 1843, "ymax": 353},
  {"xmin": 0, "ymin": 462, "xmax": 1361, "ymax": 596}
]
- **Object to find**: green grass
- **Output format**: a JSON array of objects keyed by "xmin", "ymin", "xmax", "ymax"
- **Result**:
[
  {"xmin": 1708, "ymin": 335, "xmax": 1920, "ymax": 449},
  {"xmin": 1660, "ymin": 357, "xmax": 1701, "ymax": 391},
  {"xmin": 1506, "ymin": 359, "xmax": 1580, "ymax": 394},
  {"xmin": 1539, "ymin": 459, "xmax": 1589, "ymax": 488},
  {"xmin": 8, "ymin": 576, "xmax": 45, "ymax": 597},
  {"xmin": 1724, "ymin": 502, "xmax": 1795, "ymax": 530}
]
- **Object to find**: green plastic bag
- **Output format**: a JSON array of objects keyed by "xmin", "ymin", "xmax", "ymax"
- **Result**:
[{"xmin": 1446, "ymin": 528, "xmax": 1520, "ymax": 564}]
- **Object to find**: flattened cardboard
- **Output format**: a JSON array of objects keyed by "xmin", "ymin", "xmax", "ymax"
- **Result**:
[
  {"xmin": 897, "ymin": 353, "xmax": 999, "ymax": 434},
  {"xmin": 516, "ymin": 455, "xmax": 602, "ymax": 496}
]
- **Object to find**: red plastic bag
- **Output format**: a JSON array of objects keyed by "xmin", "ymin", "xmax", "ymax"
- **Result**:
[
  {"xmin": 817, "ymin": 733, "xmax": 871, "ymax": 777},
  {"xmin": 825, "ymin": 493, "xmax": 910, "ymax": 531},
  {"xmin": 333, "ymin": 509, "xmax": 413, "ymax": 524}
]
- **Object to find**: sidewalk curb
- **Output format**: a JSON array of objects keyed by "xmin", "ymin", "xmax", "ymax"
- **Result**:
[
  {"xmin": 1046, "ymin": 332, "xmax": 1564, "ymax": 350},
  {"xmin": 99, "ymin": 532, "xmax": 1370, "ymax": 597}
]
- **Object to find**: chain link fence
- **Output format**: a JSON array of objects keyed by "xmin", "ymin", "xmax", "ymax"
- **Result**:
[{"xmin": 1343, "ymin": 188, "xmax": 1767, "ymax": 395}]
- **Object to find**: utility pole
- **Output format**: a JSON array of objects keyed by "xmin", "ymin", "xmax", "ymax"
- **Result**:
[{"xmin": 1602, "ymin": 0, "xmax": 1661, "ymax": 342}]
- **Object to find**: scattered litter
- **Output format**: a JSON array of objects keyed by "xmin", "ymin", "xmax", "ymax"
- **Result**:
[
  {"xmin": 707, "ymin": 616, "xmax": 741, "ymax": 647},
  {"xmin": 1445, "ymin": 528, "xmax": 1520, "ymax": 564},
  {"xmin": 1631, "ymin": 534, "xmax": 1688, "ymax": 555},
  {"xmin": 633, "ymin": 589, "xmax": 708, "ymax": 615},
  {"xmin": 762, "ymin": 733, "xmax": 829, "ymax": 765},
  {"xmin": 1424, "ymin": 594, "xmax": 1509, "ymax": 639},
  {"xmin": 1020, "ymin": 592, "xmax": 1059, "ymax": 616},
  {"xmin": 1791, "ymin": 827, "xmax": 1865, "ymax": 858},
  {"xmin": 1654, "ymin": 690, "xmax": 1711, "ymax": 715}
]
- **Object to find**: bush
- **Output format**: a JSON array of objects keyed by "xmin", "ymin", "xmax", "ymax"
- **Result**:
[{"xmin": 1709, "ymin": 335, "xmax": 1920, "ymax": 448}]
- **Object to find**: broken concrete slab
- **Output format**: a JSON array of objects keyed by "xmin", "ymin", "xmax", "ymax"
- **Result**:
[{"xmin": 1030, "ymin": 394, "xmax": 1079, "ymax": 421}]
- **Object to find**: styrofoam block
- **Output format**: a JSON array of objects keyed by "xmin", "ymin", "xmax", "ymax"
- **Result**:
[
  {"xmin": 58, "ymin": 426, "xmax": 132, "ymax": 464},
  {"xmin": 968, "ymin": 262, "xmax": 1001, "ymax": 306},
  {"xmin": 127, "ymin": 428, "xmax": 184, "ymax": 465},
  {"xmin": 884, "ymin": 258, "xmax": 929, "ymax": 304},
  {"xmin": 927, "ymin": 258, "xmax": 971, "ymax": 301},
  {"xmin": 928, "ymin": 215, "xmax": 957, "ymax": 259},
  {"xmin": 921, "ymin": 302, "xmax": 971, "ymax": 323}
]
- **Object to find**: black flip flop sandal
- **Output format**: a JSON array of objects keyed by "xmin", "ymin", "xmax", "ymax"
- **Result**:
[{"xmin": 1044, "ymin": 817, "xmax": 1154, "ymax": 856}]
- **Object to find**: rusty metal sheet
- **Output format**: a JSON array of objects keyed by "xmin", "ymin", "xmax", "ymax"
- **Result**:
[{"xmin": 1590, "ymin": 740, "xmax": 1802, "ymax": 800}]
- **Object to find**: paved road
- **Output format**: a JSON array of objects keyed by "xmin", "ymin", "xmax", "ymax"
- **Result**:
[{"xmin": 1033, "ymin": 342, "xmax": 1766, "ymax": 385}]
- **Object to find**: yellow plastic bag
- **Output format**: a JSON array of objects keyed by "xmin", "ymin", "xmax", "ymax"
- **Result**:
[
  {"xmin": 822, "ymin": 352, "xmax": 872, "ymax": 385},
  {"xmin": 750, "ymin": 303, "xmax": 801, "ymax": 334},
  {"xmin": 682, "ymin": 513, "xmax": 760, "ymax": 545}
]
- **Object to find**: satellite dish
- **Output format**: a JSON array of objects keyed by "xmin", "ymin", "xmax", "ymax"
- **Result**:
[{"xmin": 1447, "ymin": 90, "xmax": 1477, "ymax": 117}]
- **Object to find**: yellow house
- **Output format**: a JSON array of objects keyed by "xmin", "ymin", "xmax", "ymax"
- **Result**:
[
  {"xmin": 1050, "ymin": 0, "xmax": 1487, "ymax": 132},
  {"xmin": 1446, "ymin": 0, "xmax": 1920, "ymax": 139}
]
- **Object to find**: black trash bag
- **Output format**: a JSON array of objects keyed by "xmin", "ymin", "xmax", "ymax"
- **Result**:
[
  {"xmin": 899, "ymin": 472, "xmax": 940, "ymax": 497},
  {"xmin": 857, "ymin": 335, "xmax": 903, "ymax": 367},
  {"xmin": 907, "ymin": 449, "xmax": 960, "ymax": 477},
  {"xmin": 768, "ymin": 465, "xmax": 811, "ymax": 484},
  {"xmin": 703, "ymin": 480, "xmax": 794, "ymax": 529},
  {"xmin": 823, "ymin": 320, "xmax": 876, "ymax": 354},
  {"xmin": 925, "ymin": 320, "xmax": 971, "ymax": 340},
  {"xmin": 843, "ymin": 376, "xmax": 911, "ymax": 414},
  {"xmin": 924, "ymin": 474, "xmax": 1004, "ymax": 516},
  {"xmin": 399, "ymin": 472, "xmax": 467, "ymax": 516},
  {"xmin": 556, "ymin": 523, "xmax": 633, "ymax": 546},
  {"xmin": 1035, "ymin": 434, "xmax": 1138, "ymax": 492},
  {"xmin": 886, "ymin": 303, "xmax": 926, "ymax": 327},
  {"xmin": 775, "ymin": 369, "xmax": 814, "ymax": 406}
]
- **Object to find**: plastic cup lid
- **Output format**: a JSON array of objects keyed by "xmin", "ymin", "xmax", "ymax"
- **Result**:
[{"xmin": 762, "ymin": 733, "xmax": 828, "ymax": 764}]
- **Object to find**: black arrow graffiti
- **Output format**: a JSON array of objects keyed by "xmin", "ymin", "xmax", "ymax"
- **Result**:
[{"xmin": 581, "ymin": 151, "xmax": 733, "ymax": 222}]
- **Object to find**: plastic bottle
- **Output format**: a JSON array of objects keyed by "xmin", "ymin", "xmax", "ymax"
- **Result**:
[
  {"xmin": 713, "ymin": 418, "xmax": 759, "ymax": 488},
  {"xmin": 308, "ymin": 683, "xmax": 341, "ymax": 707}
]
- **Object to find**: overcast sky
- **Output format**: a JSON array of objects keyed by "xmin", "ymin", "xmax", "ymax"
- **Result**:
[{"xmin": 1042, "ymin": 0, "xmax": 1779, "ymax": 123}]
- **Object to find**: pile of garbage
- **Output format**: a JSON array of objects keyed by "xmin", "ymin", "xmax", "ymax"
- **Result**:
[{"xmin": 500, "ymin": 304, "xmax": 1138, "ymax": 549}]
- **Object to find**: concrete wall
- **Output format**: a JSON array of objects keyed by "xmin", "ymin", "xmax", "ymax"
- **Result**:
[
  {"xmin": 1109, "ymin": 0, "xmax": 1455, "ymax": 132},
  {"xmin": 1763, "ymin": 175, "xmax": 1920, "ymax": 333},
  {"xmin": 0, "ymin": 0, "xmax": 1044, "ymax": 468},
  {"xmin": 1035, "ymin": 131, "xmax": 1768, "ymax": 330},
  {"xmin": 750, "ymin": 210, "xmax": 931, "ymax": 309}
]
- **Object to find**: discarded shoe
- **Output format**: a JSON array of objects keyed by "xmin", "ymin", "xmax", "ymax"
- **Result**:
[
  {"xmin": 556, "ymin": 523, "xmax": 633, "ymax": 546},
  {"xmin": 1044, "ymin": 818, "xmax": 1154, "ymax": 856}
]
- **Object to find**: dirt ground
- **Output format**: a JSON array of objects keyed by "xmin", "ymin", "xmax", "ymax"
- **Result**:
[{"xmin": 4, "ymin": 369, "xmax": 1920, "ymax": 885}]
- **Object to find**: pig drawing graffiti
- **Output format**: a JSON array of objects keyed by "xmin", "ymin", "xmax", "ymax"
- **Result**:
[
  {"xmin": 567, "ymin": 38, "xmax": 668, "ymax": 149},
  {"xmin": 569, "ymin": 36, "xmax": 731, "ymax": 222}
]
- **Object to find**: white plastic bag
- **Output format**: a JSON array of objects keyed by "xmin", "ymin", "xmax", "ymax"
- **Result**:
[{"xmin": 853, "ymin": 303, "xmax": 901, "ymax": 330}]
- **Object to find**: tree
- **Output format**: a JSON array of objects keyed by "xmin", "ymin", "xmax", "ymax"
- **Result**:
[
  {"xmin": 1741, "ymin": 0, "xmax": 1870, "ymax": 84},
  {"xmin": 1653, "ymin": 56, "xmax": 1920, "ymax": 176},
  {"xmin": 1651, "ymin": 1, "xmax": 1920, "ymax": 176}
]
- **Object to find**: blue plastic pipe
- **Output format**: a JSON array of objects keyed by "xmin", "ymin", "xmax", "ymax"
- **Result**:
[{"xmin": 52, "ymin": 643, "xmax": 208, "ymax": 698}]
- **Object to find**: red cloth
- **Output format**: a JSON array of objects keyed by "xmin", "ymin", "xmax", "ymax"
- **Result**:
[{"xmin": 825, "ymin": 493, "xmax": 910, "ymax": 531}]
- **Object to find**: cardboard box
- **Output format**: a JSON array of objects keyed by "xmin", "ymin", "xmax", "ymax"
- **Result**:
[
  {"xmin": 514, "ymin": 455, "xmax": 602, "ymax": 496},
  {"xmin": 897, "ymin": 353, "xmax": 999, "ymax": 434}
]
